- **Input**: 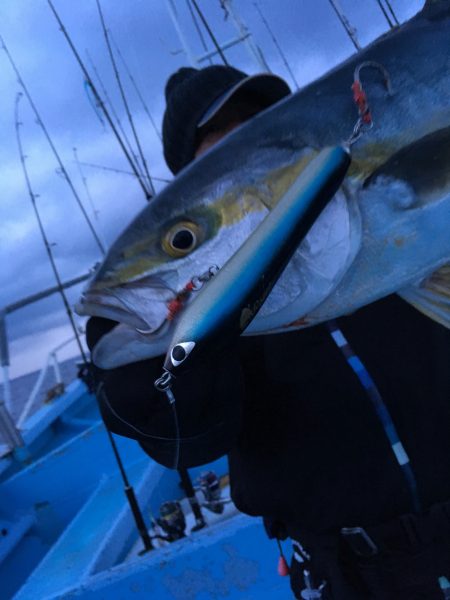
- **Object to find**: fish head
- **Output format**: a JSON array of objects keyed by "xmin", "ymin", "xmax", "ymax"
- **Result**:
[{"xmin": 76, "ymin": 130, "xmax": 346, "ymax": 367}]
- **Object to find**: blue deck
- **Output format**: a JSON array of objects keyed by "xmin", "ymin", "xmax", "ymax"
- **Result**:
[{"xmin": 1, "ymin": 378, "xmax": 292, "ymax": 599}]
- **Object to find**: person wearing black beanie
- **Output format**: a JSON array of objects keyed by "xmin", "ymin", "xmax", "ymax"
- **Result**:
[
  {"xmin": 87, "ymin": 65, "xmax": 450, "ymax": 599},
  {"xmin": 162, "ymin": 65, "xmax": 290, "ymax": 174}
]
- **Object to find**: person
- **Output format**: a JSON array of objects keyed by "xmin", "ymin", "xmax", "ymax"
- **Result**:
[{"xmin": 86, "ymin": 65, "xmax": 450, "ymax": 599}]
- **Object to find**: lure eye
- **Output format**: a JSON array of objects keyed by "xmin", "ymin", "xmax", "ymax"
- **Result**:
[{"xmin": 162, "ymin": 222, "xmax": 201, "ymax": 257}]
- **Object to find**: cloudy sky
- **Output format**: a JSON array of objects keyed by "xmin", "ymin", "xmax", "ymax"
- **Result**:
[{"xmin": 0, "ymin": 0, "xmax": 424, "ymax": 378}]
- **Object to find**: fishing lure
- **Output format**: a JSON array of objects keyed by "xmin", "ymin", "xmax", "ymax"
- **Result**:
[{"xmin": 155, "ymin": 145, "xmax": 351, "ymax": 389}]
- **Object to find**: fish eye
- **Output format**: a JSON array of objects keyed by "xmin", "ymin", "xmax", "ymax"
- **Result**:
[{"xmin": 162, "ymin": 221, "xmax": 201, "ymax": 257}]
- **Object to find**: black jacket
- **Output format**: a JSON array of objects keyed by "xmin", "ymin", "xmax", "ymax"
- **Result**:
[{"xmin": 86, "ymin": 295, "xmax": 450, "ymax": 533}]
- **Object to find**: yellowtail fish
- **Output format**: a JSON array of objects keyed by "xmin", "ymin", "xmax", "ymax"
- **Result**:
[{"xmin": 76, "ymin": 0, "xmax": 450, "ymax": 368}]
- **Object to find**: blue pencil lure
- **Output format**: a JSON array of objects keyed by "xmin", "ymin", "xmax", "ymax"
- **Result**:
[{"xmin": 155, "ymin": 146, "xmax": 351, "ymax": 389}]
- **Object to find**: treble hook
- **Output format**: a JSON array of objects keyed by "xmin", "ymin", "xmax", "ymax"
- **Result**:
[
  {"xmin": 346, "ymin": 61, "xmax": 393, "ymax": 146},
  {"xmin": 353, "ymin": 60, "xmax": 393, "ymax": 96}
]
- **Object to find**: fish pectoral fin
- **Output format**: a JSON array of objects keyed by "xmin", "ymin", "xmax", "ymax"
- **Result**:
[{"xmin": 397, "ymin": 263, "xmax": 450, "ymax": 329}]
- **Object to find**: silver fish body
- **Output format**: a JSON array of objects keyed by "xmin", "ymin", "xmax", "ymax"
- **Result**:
[{"xmin": 77, "ymin": 1, "xmax": 450, "ymax": 368}]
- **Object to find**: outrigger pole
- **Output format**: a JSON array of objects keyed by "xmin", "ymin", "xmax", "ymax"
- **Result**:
[
  {"xmin": 47, "ymin": 0, "xmax": 152, "ymax": 203},
  {"xmin": 0, "ymin": 36, "xmax": 106, "ymax": 256}
]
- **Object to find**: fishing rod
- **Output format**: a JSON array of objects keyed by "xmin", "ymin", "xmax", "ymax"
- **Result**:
[
  {"xmin": 189, "ymin": 0, "xmax": 230, "ymax": 65},
  {"xmin": 375, "ymin": 0, "xmax": 400, "ymax": 28},
  {"xmin": 15, "ymin": 92, "xmax": 153, "ymax": 553},
  {"xmin": 0, "ymin": 35, "xmax": 106, "ymax": 257},
  {"xmin": 47, "ymin": 0, "xmax": 152, "ymax": 203},
  {"xmin": 185, "ymin": 0, "xmax": 213, "ymax": 65},
  {"xmin": 252, "ymin": 1, "xmax": 299, "ymax": 90},
  {"xmin": 327, "ymin": 0, "xmax": 361, "ymax": 51},
  {"xmin": 95, "ymin": 0, "xmax": 155, "ymax": 197},
  {"xmin": 85, "ymin": 50, "xmax": 144, "ymax": 179},
  {"xmin": 78, "ymin": 160, "xmax": 171, "ymax": 184},
  {"xmin": 110, "ymin": 33, "xmax": 162, "ymax": 141},
  {"xmin": 375, "ymin": 0, "xmax": 394, "ymax": 28},
  {"xmin": 381, "ymin": 0, "xmax": 399, "ymax": 26},
  {"xmin": 83, "ymin": 79, "xmax": 106, "ymax": 130},
  {"xmin": 14, "ymin": 92, "xmax": 87, "ymax": 365}
]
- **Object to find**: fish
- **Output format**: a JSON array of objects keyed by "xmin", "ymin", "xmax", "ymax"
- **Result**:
[{"xmin": 76, "ymin": 0, "xmax": 450, "ymax": 369}]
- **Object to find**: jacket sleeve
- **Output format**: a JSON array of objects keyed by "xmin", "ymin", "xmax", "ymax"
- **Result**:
[{"xmin": 86, "ymin": 316, "xmax": 243, "ymax": 469}]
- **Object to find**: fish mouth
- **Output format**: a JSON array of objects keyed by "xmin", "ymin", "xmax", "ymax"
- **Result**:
[{"xmin": 76, "ymin": 273, "xmax": 178, "ymax": 335}]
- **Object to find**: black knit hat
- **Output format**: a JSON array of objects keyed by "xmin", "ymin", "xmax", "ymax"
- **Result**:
[{"xmin": 162, "ymin": 65, "xmax": 290, "ymax": 174}]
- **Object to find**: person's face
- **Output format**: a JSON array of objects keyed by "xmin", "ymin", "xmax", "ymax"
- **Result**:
[{"xmin": 194, "ymin": 118, "xmax": 243, "ymax": 158}]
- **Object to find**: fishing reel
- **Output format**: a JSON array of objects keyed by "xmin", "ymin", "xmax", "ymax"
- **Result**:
[
  {"xmin": 198, "ymin": 470, "xmax": 224, "ymax": 514},
  {"xmin": 156, "ymin": 500, "xmax": 186, "ymax": 541}
]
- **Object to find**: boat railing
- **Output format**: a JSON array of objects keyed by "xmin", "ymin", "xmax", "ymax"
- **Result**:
[
  {"xmin": 16, "ymin": 334, "xmax": 81, "ymax": 429},
  {"xmin": 0, "ymin": 273, "xmax": 90, "ymax": 452}
]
